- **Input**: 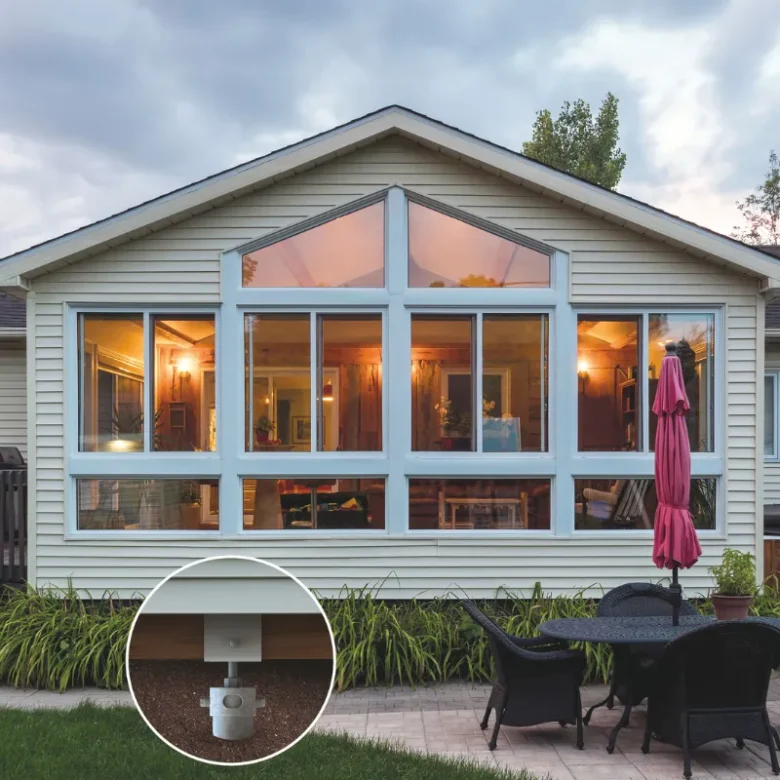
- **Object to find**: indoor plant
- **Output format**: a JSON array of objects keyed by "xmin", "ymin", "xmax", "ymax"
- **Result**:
[
  {"xmin": 254, "ymin": 415, "xmax": 275, "ymax": 445},
  {"xmin": 709, "ymin": 548, "xmax": 757, "ymax": 619},
  {"xmin": 179, "ymin": 481, "xmax": 202, "ymax": 530}
]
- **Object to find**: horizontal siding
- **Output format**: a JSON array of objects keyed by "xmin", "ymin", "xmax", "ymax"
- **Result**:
[
  {"xmin": 30, "ymin": 136, "xmax": 760, "ymax": 597},
  {"xmin": 0, "ymin": 341, "xmax": 27, "ymax": 456}
]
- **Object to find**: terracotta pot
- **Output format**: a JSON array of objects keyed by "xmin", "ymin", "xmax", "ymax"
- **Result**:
[
  {"xmin": 711, "ymin": 594, "xmax": 753, "ymax": 620},
  {"xmin": 255, "ymin": 429, "xmax": 270, "ymax": 445}
]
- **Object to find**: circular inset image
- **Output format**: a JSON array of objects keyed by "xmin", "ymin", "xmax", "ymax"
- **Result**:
[{"xmin": 126, "ymin": 556, "xmax": 335, "ymax": 765}]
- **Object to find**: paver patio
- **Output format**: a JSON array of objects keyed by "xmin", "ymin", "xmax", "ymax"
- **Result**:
[
  {"xmin": 318, "ymin": 678, "xmax": 780, "ymax": 780},
  {"xmin": 3, "ymin": 680, "xmax": 780, "ymax": 778}
]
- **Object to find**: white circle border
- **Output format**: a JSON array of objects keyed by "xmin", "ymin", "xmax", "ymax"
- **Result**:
[{"xmin": 124, "ymin": 554, "xmax": 338, "ymax": 767}]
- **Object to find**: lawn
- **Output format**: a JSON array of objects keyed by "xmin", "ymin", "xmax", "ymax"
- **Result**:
[{"xmin": 0, "ymin": 705, "xmax": 543, "ymax": 780}]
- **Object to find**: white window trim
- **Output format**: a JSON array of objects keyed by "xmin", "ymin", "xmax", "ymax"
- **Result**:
[{"xmin": 766, "ymin": 371, "xmax": 780, "ymax": 461}]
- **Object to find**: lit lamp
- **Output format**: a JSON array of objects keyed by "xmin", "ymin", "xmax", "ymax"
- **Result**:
[
  {"xmin": 175, "ymin": 355, "xmax": 194, "ymax": 378},
  {"xmin": 322, "ymin": 381, "xmax": 333, "ymax": 403},
  {"xmin": 577, "ymin": 357, "xmax": 590, "ymax": 393}
]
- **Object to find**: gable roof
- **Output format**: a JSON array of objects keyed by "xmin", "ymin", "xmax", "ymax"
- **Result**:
[
  {"xmin": 2, "ymin": 105, "xmax": 779, "ymax": 287},
  {"xmin": 0, "ymin": 292, "xmax": 25, "ymax": 333}
]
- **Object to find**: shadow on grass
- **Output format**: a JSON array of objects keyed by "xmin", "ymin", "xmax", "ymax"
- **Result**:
[{"xmin": 0, "ymin": 704, "xmax": 546, "ymax": 780}]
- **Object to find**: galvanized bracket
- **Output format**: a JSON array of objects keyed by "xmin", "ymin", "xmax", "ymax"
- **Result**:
[{"xmin": 203, "ymin": 615, "xmax": 263, "ymax": 662}]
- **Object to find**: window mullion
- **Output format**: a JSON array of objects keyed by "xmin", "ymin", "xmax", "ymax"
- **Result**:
[
  {"xmin": 641, "ymin": 312, "xmax": 649, "ymax": 453},
  {"xmin": 475, "ymin": 313, "xmax": 483, "ymax": 453},
  {"xmin": 311, "ymin": 312, "xmax": 319, "ymax": 454},
  {"xmin": 143, "ymin": 311, "xmax": 152, "ymax": 452}
]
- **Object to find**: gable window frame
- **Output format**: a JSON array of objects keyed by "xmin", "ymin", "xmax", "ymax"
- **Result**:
[{"xmin": 65, "ymin": 304, "xmax": 222, "ymax": 539}]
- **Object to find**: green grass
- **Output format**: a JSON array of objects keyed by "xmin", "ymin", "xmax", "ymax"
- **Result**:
[{"xmin": 0, "ymin": 705, "xmax": 543, "ymax": 780}]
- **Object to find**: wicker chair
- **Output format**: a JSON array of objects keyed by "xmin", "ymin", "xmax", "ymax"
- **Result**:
[
  {"xmin": 584, "ymin": 582, "xmax": 698, "ymax": 730},
  {"xmin": 462, "ymin": 601, "xmax": 586, "ymax": 750},
  {"xmin": 642, "ymin": 621, "xmax": 780, "ymax": 779}
]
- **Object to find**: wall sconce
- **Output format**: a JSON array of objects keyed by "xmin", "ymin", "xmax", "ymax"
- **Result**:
[
  {"xmin": 175, "ymin": 355, "xmax": 195, "ymax": 378},
  {"xmin": 577, "ymin": 358, "xmax": 590, "ymax": 393},
  {"xmin": 322, "ymin": 382, "xmax": 334, "ymax": 403}
]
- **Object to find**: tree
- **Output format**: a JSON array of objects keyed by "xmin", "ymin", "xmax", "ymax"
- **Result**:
[
  {"xmin": 731, "ymin": 150, "xmax": 780, "ymax": 245},
  {"xmin": 522, "ymin": 92, "xmax": 627, "ymax": 190}
]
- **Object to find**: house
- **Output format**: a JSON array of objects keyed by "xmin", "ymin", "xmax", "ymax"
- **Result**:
[
  {"xmin": 0, "ymin": 292, "xmax": 26, "ymax": 458},
  {"xmin": 1, "ymin": 106, "xmax": 779, "ymax": 598}
]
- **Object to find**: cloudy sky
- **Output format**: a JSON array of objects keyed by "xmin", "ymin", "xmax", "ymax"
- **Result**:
[{"xmin": 1, "ymin": 0, "xmax": 779, "ymax": 257}]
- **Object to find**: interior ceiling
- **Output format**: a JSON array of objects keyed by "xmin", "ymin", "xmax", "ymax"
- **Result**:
[
  {"xmin": 84, "ymin": 317, "xmax": 215, "ymax": 356},
  {"xmin": 577, "ymin": 320, "xmax": 638, "ymax": 349}
]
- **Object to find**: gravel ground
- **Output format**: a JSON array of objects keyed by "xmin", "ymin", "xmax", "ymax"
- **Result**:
[{"xmin": 129, "ymin": 659, "xmax": 334, "ymax": 763}]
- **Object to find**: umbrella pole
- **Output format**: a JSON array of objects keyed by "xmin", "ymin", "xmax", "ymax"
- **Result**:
[{"xmin": 670, "ymin": 565, "xmax": 681, "ymax": 626}]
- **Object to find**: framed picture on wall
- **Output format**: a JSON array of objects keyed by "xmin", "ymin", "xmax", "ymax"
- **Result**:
[{"xmin": 292, "ymin": 416, "xmax": 311, "ymax": 444}]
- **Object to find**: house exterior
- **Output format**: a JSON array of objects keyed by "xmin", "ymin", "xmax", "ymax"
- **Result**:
[
  {"xmin": 2, "ymin": 106, "xmax": 780, "ymax": 599},
  {"xmin": 0, "ymin": 292, "xmax": 27, "ymax": 458}
]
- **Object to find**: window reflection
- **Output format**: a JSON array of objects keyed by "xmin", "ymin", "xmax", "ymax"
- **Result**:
[
  {"xmin": 649, "ymin": 314, "xmax": 715, "ymax": 452},
  {"xmin": 243, "ymin": 478, "xmax": 385, "ymax": 530},
  {"xmin": 408, "ymin": 202, "xmax": 550, "ymax": 288},
  {"xmin": 574, "ymin": 478, "xmax": 716, "ymax": 530}
]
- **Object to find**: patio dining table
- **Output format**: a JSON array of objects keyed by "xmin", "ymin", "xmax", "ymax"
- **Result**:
[{"xmin": 539, "ymin": 615, "xmax": 780, "ymax": 752}]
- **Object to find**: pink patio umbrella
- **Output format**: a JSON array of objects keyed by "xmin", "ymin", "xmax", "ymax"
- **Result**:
[{"xmin": 652, "ymin": 342, "xmax": 702, "ymax": 626}]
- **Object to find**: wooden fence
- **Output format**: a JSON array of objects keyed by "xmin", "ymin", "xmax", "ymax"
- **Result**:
[{"xmin": 0, "ymin": 469, "xmax": 26, "ymax": 585}]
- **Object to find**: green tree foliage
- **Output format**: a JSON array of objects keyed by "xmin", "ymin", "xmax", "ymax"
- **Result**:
[
  {"xmin": 731, "ymin": 150, "xmax": 780, "ymax": 245},
  {"xmin": 522, "ymin": 92, "xmax": 627, "ymax": 190}
]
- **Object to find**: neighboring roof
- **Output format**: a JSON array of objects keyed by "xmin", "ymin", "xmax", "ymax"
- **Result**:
[
  {"xmin": 762, "ymin": 247, "xmax": 780, "ymax": 331},
  {"xmin": 1, "ymin": 105, "xmax": 780, "ymax": 286},
  {"xmin": 0, "ymin": 291, "xmax": 25, "ymax": 332}
]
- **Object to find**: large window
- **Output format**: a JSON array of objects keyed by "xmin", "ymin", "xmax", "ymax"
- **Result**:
[
  {"xmin": 409, "ymin": 479, "xmax": 551, "ymax": 530},
  {"xmin": 244, "ymin": 313, "xmax": 383, "ymax": 452},
  {"xmin": 577, "ymin": 312, "xmax": 715, "ymax": 454},
  {"xmin": 242, "ymin": 478, "xmax": 385, "ymax": 530},
  {"xmin": 77, "ymin": 479, "xmax": 219, "ymax": 530},
  {"xmin": 577, "ymin": 316, "xmax": 640, "ymax": 452},
  {"xmin": 70, "ymin": 189, "xmax": 724, "ymax": 539},
  {"xmin": 411, "ymin": 313, "xmax": 548, "ymax": 452},
  {"xmin": 574, "ymin": 478, "xmax": 716, "ymax": 531},
  {"xmin": 241, "ymin": 201, "xmax": 385, "ymax": 288},
  {"xmin": 408, "ymin": 201, "xmax": 550, "ymax": 288}
]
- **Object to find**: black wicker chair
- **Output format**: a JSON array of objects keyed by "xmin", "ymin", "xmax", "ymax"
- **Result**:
[
  {"xmin": 642, "ymin": 621, "xmax": 780, "ymax": 779},
  {"xmin": 584, "ymin": 582, "xmax": 698, "ymax": 732},
  {"xmin": 462, "ymin": 601, "xmax": 587, "ymax": 750}
]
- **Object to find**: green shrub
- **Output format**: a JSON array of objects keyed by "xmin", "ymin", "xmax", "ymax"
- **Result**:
[
  {"xmin": 5, "ymin": 579, "xmax": 780, "ymax": 692},
  {"xmin": 319, "ymin": 581, "xmax": 612, "ymax": 690},
  {"xmin": 0, "ymin": 584, "xmax": 136, "ymax": 691},
  {"xmin": 708, "ymin": 548, "xmax": 758, "ymax": 596}
]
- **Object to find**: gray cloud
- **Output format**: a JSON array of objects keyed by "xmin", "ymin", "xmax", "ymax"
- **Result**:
[{"xmin": 0, "ymin": 0, "xmax": 777, "ymax": 256}]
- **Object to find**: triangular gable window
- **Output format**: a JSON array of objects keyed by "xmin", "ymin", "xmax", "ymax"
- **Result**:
[
  {"xmin": 242, "ymin": 201, "xmax": 385, "ymax": 288},
  {"xmin": 408, "ymin": 202, "xmax": 550, "ymax": 288}
]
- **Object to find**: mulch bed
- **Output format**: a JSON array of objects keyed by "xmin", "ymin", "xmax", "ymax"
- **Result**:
[{"xmin": 129, "ymin": 659, "xmax": 334, "ymax": 763}]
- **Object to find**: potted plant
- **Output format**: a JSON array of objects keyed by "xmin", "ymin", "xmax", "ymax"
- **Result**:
[
  {"xmin": 179, "ymin": 481, "xmax": 202, "ymax": 530},
  {"xmin": 254, "ymin": 416, "xmax": 275, "ymax": 446},
  {"xmin": 709, "ymin": 548, "xmax": 758, "ymax": 620},
  {"xmin": 434, "ymin": 398, "xmax": 470, "ymax": 451}
]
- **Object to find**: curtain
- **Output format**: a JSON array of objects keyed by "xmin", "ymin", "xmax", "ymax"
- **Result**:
[
  {"xmin": 412, "ymin": 360, "xmax": 440, "ymax": 450},
  {"xmin": 338, "ymin": 363, "xmax": 382, "ymax": 450}
]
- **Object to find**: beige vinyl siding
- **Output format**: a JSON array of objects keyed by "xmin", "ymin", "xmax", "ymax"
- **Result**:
[
  {"xmin": 29, "ymin": 136, "xmax": 761, "ymax": 598},
  {"xmin": 0, "ymin": 341, "xmax": 27, "ymax": 456},
  {"xmin": 765, "ymin": 344, "xmax": 780, "ymax": 505}
]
